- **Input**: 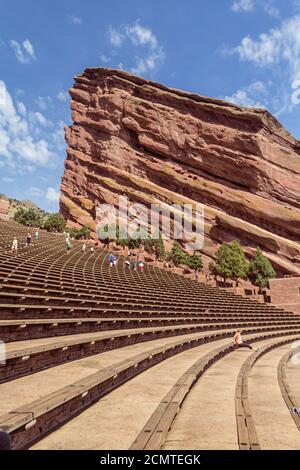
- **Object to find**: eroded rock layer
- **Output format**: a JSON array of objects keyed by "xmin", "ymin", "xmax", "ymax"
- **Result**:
[{"xmin": 61, "ymin": 68, "xmax": 300, "ymax": 275}]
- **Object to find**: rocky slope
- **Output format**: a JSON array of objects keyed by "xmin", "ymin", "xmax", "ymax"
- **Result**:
[{"xmin": 60, "ymin": 68, "xmax": 300, "ymax": 275}]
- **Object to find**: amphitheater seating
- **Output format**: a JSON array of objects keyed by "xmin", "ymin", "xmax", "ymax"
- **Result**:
[{"xmin": 0, "ymin": 219, "xmax": 299, "ymax": 450}]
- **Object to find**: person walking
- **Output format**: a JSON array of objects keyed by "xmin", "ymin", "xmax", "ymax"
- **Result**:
[
  {"xmin": 133, "ymin": 259, "xmax": 137, "ymax": 271},
  {"xmin": 66, "ymin": 239, "xmax": 72, "ymax": 255},
  {"xmin": 138, "ymin": 260, "xmax": 144, "ymax": 271},
  {"xmin": 11, "ymin": 237, "xmax": 18, "ymax": 253},
  {"xmin": 125, "ymin": 259, "xmax": 131, "ymax": 269},
  {"xmin": 35, "ymin": 230, "xmax": 39, "ymax": 241},
  {"xmin": 25, "ymin": 233, "xmax": 32, "ymax": 248},
  {"xmin": 82, "ymin": 243, "xmax": 86, "ymax": 253},
  {"xmin": 233, "ymin": 330, "xmax": 259, "ymax": 352},
  {"xmin": 109, "ymin": 253, "xmax": 114, "ymax": 268}
]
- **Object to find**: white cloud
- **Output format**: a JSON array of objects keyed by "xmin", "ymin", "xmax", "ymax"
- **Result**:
[
  {"xmin": 28, "ymin": 111, "xmax": 49, "ymax": 127},
  {"xmin": 57, "ymin": 91, "xmax": 68, "ymax": 102},
  {"xmin": 231, "ymin": 0, "xmax": 280, "ymax": 16},
  {"xmin": 46, "ymin": 187, "xmax": 60, "ymax": 203},
  {"xmin": 51, "ymin": 121, "xmax": 66, "ymax": 151},
  {"xmin": 100, "ymin": 54, "xmax": 111, "ymax": 64},
  {"xmin": 29, "ymin": 186, "xmax": 44, "ymax": 197},
  {"xmin": 66, "ymin": 15, "xmax": 83, "ymax": 25},
  {"xmin": 107, "ymin": 26, "xmax": 124, "ymax": 47},
  {"xmin": 131, "ymin": 47, "xmax": 165, "ymax": 75},
  {"xmin": 231, "ymin": 0, "xmax": 254, "ymax": 12},
  {"xmin": 107, "ymin": 20, "xmax": 165, "ymax": 76},
  {"xmin": 13, "ymin": 136, "xmax": 55, "ymax": 165},
  {"xmin": 15, "ymin": 88, "xmax": 24, "ymax": 97},
  {"xmin": 16, "ymin": 101, "xmax": 27, "ymax": 116},
  {"xmin": 0, "ymin": 80, "xmax": 59, "ymax": 170},
  {"xmin": 263, "ymin": 2, "xmax": 280, "ymax": 18},
  {"xmin": 231, "ymin": 15, "xmax": 300, "ymax": 81},
  {"xmin": 23, "ymin": 39, "xmax": 36, "ymax": 59},
  {"xmin": 126, "ymin": 22, "xmax": 158, "ymax": 49},
  {"xmin": 10, "ymin": 38, "xmax": 36, "ymax": 64},
  {"xmin": 35, "ymin": 96, "xmax": 52, "ymax": 111},
  {"xmin": 2, "ymin": 176, "xmax": 14, "ymax": 183},
  {"xmin": 224, "ymin": 81, "xmax": 269, "ymax": 108}
]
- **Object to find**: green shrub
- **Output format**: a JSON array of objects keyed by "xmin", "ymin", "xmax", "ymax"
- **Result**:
[
  {"xmin": 248, "ymin": 248, "xmax": 276, "ymax": 290},
  {"xmin": 213, "ymin": 241, "xmax": 249, "ymax": 284},
  {"xmin": 44, "ymin": 213, "xmax": 66, "ymax": 233},
  {"xmin": 14, "ymin": 207, "xmax": 43, "ymax": 227},
  {"xmin": 67, "ymin": 225, "xmax": 91, "ymax": 240},
  {"xmin": 186, "ymin": 253, "xmax": 203, "ymax": 271}
]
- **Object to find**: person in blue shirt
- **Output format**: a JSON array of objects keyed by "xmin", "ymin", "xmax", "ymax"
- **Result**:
[{"xmin": 109, "ymin": 253, "xmax": 114, "ymax": 267}]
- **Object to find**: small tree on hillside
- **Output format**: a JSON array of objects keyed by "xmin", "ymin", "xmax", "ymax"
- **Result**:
[
  {"xmin": 44, "ymin": 213, "xmax": 66, "ymax": 233},
  {"xmin": 209, "ymin": 261, "xmax": 218, "ymax": 281},
  {"xmin": 14, "ymin": 207, "xmax": 42, "ymax": 227},
  {"xmin": 248, "ymin": 248, "xmax": 276, "ymax": 292},
  {"xmin": 186, "ymin": 253, "xmax": 203, "ymax": 272},
  {"xmin": 67, "ymin": 226, "xmax": 91, "ymax": 240},
  {"xmin": 144, "ymin": 230, "xmax": 166, "ymax": 260},
  {"xmin": 214, "ymin": 241, "xmax": 249, "ymax": 286},
  {"xmin": 166, "ymin": 241, "xmax": 188, "ymax": 267}
]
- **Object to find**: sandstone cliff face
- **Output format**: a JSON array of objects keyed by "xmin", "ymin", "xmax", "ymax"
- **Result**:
[
  {"xmin": 60, "ymin": 68, "xmax": 300, "ymax": 275},
  {"xmin": 0, "ymin": 198, "xmax": 9, "ymax": 221}
]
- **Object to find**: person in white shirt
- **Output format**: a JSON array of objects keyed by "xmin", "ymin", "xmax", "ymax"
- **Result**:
[{"xmin": 11, "ymin": 237, "xmax": 18, "ymax": 253}]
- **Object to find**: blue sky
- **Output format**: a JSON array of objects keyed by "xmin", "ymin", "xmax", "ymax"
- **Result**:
[{"xmin": 1, "ymin": 0, "xmax": 300, "ymax": 212}]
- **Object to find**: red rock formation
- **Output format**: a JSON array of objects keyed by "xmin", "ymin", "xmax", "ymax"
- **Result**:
[
  {"xmin": 0, "ymin": 198, "xmax": 9, "ymax": 221},
  {"xmin": 60, "ymin": 68, "xmax": 300, "ymax": 275}
]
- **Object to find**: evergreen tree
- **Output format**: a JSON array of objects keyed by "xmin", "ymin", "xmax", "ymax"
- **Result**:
[
  {"xmin": 186, "ymin": 253, "xmax": 203, "ymax": 272},
  {"xmin": 248, "ymin": 247, "xmax": 276, "ymax": 291},
  {"xmin": 214, "ymin": 241, "xmax": 249, "ymax": 285},
  {"xmin": 144, "ymin": 230, "xmax": 166, "ymax": 260},
  {"xmin": 166, "ymin": 241, "xmax": 188, "ymax": 267}
]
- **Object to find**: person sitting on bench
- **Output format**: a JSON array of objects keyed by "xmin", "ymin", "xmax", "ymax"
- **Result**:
[{"xmin": 234, "ymin": 330, "xmax": 259, "ymax": 352}]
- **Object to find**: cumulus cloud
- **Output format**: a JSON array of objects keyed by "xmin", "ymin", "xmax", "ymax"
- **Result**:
[
  {"xmin": 263, "ymin": 1, "xmax": 280, "ymax": 18},
  {"xmin": 224, "ymin": 81, "xmax": 269, "ymax": 108},
  {"xmin": 35, "ymin": 96, "xmax": 53, "ymax": 111},
  {"xmin": 100, "ymin": 54, "xmax": 111, "ymax": 64},
  {"xmin": 57, "ymin": 91, "xmax": 68, "ymax": 102},
  {"xmin": 28, "ymin": 111, "xmax": 49, "ymax": 128},
  {"xmin": 0, "ymin": 80, "xmax": 60, "ymax": 170},
  {"xmin": 106, "ymin": 20, "xmax": 165, "ymax": 76},
  {"xmin": 66, "ymin": 15, "xmax": 83, "ymax": 25},
  {"xmin": 16, "ymin": 101, "xmax": 27, "ymax": 117},
  {"xmin": 231, "ymin": 15, "xmax": 300, "ymax": 81},
  {"xmin": 107, "ymin": 26, "xmax": 124, "ymax": 47},
  {"xmin": 223, "ymin": 14, "xmax": 300, "ymax": 114},
  {"xmin": 46, "ymin": 187, "xmax": 60, "ymax": 203},
  {"xmin": 231, "ymin": 0, "xmax": 280, "ymax": 17},
  {"xmin": 231, "ymin": 0, "xmax": 254, "ymax": 12},
  {"xmin": 126, "ymin": 22, "xmax": 158, "ymax": 49},
  {"xmin": 10, "ymin": 38, "xmax": 36, "ymax": 64}
]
